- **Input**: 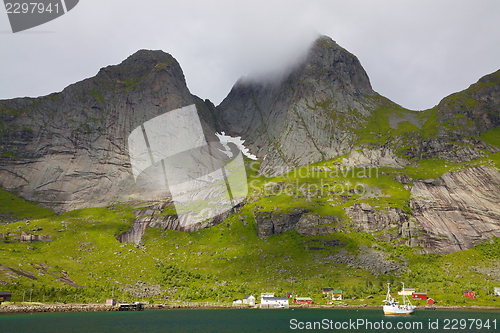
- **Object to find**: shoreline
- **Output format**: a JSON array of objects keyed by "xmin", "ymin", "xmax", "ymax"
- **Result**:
[{"xmin": 1, "ymin": 303, "xmax": 500, "ymax": 314}]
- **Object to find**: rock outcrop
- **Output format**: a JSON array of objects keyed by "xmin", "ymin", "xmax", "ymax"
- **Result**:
[
  {"xmin": 254, "ymin": 210, "xmax": 340, "ymax": 237},
  {"xmin": 341, "ymin": 148, "xmax": 411, "ymax": 169},
  {"xmin": 117, "ymin": 201, "xmax": 236, "ymax": 244},
  {"xmin": 344, "ymin": 203, "xmax": 410, "ymax": 242},
  {"xmin": 0, "ymin": 231, "xmax": 52, "ymax": 242},
  {"xmin": 410, "ymin": 165, "xmax": 500, "ymax": 254},
  {"xmin": 319, "ymin": 246, "xmax": 405, "ymax": 275}
]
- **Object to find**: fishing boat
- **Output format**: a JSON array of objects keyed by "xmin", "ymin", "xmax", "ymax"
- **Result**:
[{"xmin": 383, "ymin": 283, "xmax": 416, "ymax": 315}]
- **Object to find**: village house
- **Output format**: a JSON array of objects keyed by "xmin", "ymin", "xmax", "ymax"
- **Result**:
[
  {"xmin": 494, "ymin": 287, "xmax": 500, "ymax": 296},
  {"xmin": 398, "ymin": 288, "xmax": 415, "ymax": 296},
  {"xmin": 0, "ymin": 291, "xmax": 11, "ymax": 303},
  {"xmin": 232, "ymin": 299, "xmax": 243, "ymax": 306},
  {"xmin": 294, "ymin": 297, "xmax": 314, "ymax": 304},
  {"xmin": 412, "ymin": 292, "xmax": 427, "ymax": 300},
  {"xmin": 331, "ymin": 290, "xmax": 343, "ymax": 300},
  {"xmin": 286, "ymin": 292, "xmax": 293, "ymax": 298},
  {"xmin": 106, "ymin": 298, "xmax": 117, "ymax": 306},
  {"xmin": 242, "ymin": 295, "xmax": 255, "ymax": 306},
  {"xmin": 427, "ymin": 298, "xmax": 435, "ymax": 306},
  {"xmin": 464, "ymin": 290, "xmax": 475, "ymax": 299},
  {"xmin": 260, "ymin": 292, "xmax": 274, "ymax": 302},
  {"xmin": 322, "ymin": 288, "xmax": 333, "ymax": 295},
  {"xmin": 261, "ymin": 297, "xmax": 289, "ymax": 308}
]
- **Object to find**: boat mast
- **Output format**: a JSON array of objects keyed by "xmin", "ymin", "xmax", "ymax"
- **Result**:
[
  {"xmin": 401, "ymin": 282, "xmax": 414, "ymax": 307},
  {"xmin": 402, "ymin": 282, "xmax": 406, "ymax": 305},
  {"xmin": 385, "ymin": 283, "xmax": 391, "ymax": 303}
]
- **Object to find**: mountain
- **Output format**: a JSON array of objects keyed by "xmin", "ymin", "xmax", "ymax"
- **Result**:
[
  {"xmin": 2, "ymin": 35, "xmax": 500, "ymax": 306},
  {"xmin": 218, "ymin": 35, "xmax": 379, "ymax": 176},
  {"xmin": 216, "ymin": 36, "xmax": 500, "ymax": 254},
  {"xmin": 0, "ymin": 50, "xmax": 219, "ymax": 212},
  {"xmin": 217, "ymin": 36, "xmax": 500, "ymax": 175},
  {"xmin": 1, "ymin": 35, "xmax": 500, "ymax": 255}
]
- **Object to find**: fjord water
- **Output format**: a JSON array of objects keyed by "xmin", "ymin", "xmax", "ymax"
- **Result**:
[{"xmin": 0, "ymin": 308, "xmax": 498, "ymax": 333}]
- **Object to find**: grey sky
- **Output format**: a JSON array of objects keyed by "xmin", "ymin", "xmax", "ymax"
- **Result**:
[{"xmin": 1, "ymin": 0, "xmax": 499, "ymax": 111}]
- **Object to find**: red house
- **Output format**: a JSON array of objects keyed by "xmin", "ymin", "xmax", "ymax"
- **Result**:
[
  {"xmin": 322, "ymin": 288, "xmax": 333, "ymax": 295},
  {"xmin": 294, "ymin": 297, "xmax": 314, "ymax": 304},
  {"xmin": 427, "ymin": 298, "xmax": 435, "ymax": 306},
  {"xmin": 0, "ymin": 291, "xmax": 11, "ymax": 303},
  {"xmin": 412, "ymin": 292, "xmax": 427, "ymax": 300},
  {"xmin": 464, "ymin": 291, "xmax": 475, "ymax": 299}
]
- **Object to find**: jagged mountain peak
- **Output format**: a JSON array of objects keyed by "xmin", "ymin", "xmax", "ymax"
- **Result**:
[
  {"xmin": 91, "ymin": 49, "xmax": 185, "ymax": 91},
  {"xmin": 218, "ymin": 35, "xmax": 378, "ymax": 176},
  {"xmin": 102, "ymin": 49, "xmax": 177, "ymax": 73},
  {"xmin": 230, "ymin": 35, "xmax": 373, "ymax": 96},
  {"xmin": 304, "ymin": 35, "xmax": 373, "ymax": 95}
]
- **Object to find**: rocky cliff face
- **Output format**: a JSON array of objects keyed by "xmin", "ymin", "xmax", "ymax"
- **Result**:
[
  {"xmin": 254, "ymin": 210, "xmax": 341, "ymax": 237},
  {"xmin": 0, "ymin": 50, "xmax": 219, "ymax": 212},
  {"xmin": 344, "ymin": 203, "xmax": 410, "ymax": 243},
  {"xmin": 117, "ymin": 201, "xmax": 235, "ymax": 244},
  {"xmin": 410, "ymin": 165, "xmax": 500, "ymax": 254},
  {"xmin": 217, "ymin": 35, "xmax": 379, "ymax": 176}
]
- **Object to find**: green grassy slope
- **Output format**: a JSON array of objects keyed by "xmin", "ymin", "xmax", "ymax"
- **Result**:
[{"xmin": 1, "ymin": 161, "xmax": 500, "ymax": 307}]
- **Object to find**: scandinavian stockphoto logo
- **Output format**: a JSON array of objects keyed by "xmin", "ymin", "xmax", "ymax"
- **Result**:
[
  {"xmin": 128, "ymin": 105, "xmax": 249, "ymax": 230},
  {"xmin": 3, "ymin": 0, "xmax": 79, "ymax": 33}
]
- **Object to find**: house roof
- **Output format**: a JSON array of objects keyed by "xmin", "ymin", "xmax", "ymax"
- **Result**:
[
  {"xmin": 295, "ymin": 297, "xmax": 313, "ymax": 301},
  {"xmin": 243, "ymin": 295, "xmax": 255, "ymax": 299},
  {"xmin": 332, "ymin": 290, "xmax": 342, "ymax": 294},
  {"xmin": 322, "ymin": 288, "xmax": 333, "ymax": 291},
  {"xmin": 0, "ymin": 292, "xmax": 11, "ymax": 295},
  {"xmin": 263, "ymin": 297, "xmax": 288, "ymax": 301}
]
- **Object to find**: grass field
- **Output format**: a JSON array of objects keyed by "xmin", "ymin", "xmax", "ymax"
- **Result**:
[{"xmin": 1, "ymin": 166, "xmax": 500, "ymax": 306}]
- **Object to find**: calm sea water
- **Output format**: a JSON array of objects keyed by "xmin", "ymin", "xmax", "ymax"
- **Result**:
[{"xmin": 0, "ymin": 308, "xmax": 499, "ymax": 333}]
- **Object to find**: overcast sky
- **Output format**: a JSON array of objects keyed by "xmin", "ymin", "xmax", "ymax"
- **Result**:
[{"xmin": 1, "ymin": 0, "xmax": 499, "ymax": 110}]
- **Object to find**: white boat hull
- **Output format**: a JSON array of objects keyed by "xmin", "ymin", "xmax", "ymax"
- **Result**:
[{"xmin": 383, "ymin": 305, "xmax": 416, "ymax": 315}]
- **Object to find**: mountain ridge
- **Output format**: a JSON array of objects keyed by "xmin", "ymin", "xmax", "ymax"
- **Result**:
[
  {"xmin": 2, "ymin": 36, "xmax": 500, "ymax": 307},
  {"xmin": 1, "ymin": 35, "xmax": 500, "ymax": 255},
  {"xmin": 0, "ymin": 49, "xmax": 219, "ymax": 212}
]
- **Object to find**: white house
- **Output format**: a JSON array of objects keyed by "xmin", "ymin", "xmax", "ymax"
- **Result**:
[
  {"xmin": 398, "ymin": 288, "xmax": 415, "ymax": 296},
  {"xmin": 494, "ymin": 287, "xmax": 500, "ymax": 296},
  {"xmin": 243, "ymin": 295, "xmax": 256, "ymax": 306},
  {"xmin": 232, "ymin": 299, "xmax": 243, "ymax": 306},
  {"xmin": 261, "ymin": 297, "xmax": 289, "ymax": 308}
]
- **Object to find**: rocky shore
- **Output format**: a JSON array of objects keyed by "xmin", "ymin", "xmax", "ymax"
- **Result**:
[
  {"xmin": 0, "ymin": 303, "xmax": 237, "ymax": 314},
  {"xmin": 1, "ymin": 303, "xmax": 499, "ymax": 314}
]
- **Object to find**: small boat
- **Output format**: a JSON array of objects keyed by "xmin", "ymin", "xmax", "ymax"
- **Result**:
[{"xmin": 383, "ymin": 283, "xmax": 416, "ymax": 315}]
